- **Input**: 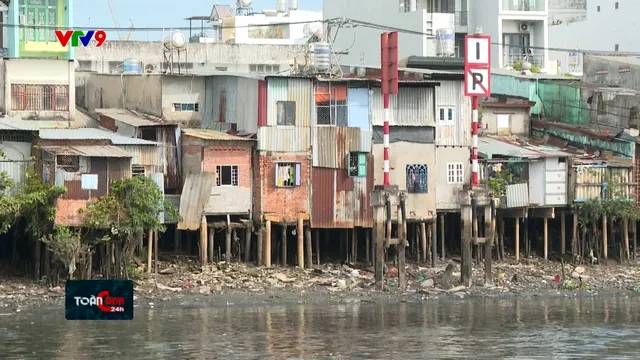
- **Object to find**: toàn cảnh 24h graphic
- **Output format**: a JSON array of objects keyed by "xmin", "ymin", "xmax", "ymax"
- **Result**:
[
  {"xmin": 54, "ymin": 29, "xmax": 107, "ymax": 47},
  {"xmin": 65, "ymin": 280, "xmax": 134, "ymax": 320}
]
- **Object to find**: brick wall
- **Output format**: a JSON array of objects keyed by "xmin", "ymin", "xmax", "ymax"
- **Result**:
[
  {"xmin": 55, "ymin": 199, "xmax": 88, "ymax": 226},
  {"xmin": 202, "ymin": 144, "xmax": 252, "ymax": 188},
  {"xmin": 256, "ymin": 153, "xmax": 311, "ymax": 222}
]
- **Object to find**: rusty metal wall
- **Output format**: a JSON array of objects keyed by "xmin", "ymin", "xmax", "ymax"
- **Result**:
[
  {"xmin": 311, "ymin": 167, "xmax": 335, "ymax": 228},
  {"xmin": 91, "ymin": 157, "xmax": 108, "ymax": 198},
  {"xmin": 266, "ymin": 77, "xmax": 312, "ymax": 127},
  {"xmin": 119, "ymin": 145, "xmax": 160, "ymax": 167},
  {"xmin": 310, "ymin": 155, "xmax": 373, "ymax": 229},
  {"xmin": 162, "ymin": 127, "xmax": 181, "ymax": 191},
  {"xmin": 257, "ymin": 127, "xmax": 310, "ymax": 152},
  {"xmin": 108, "ymin": 158, "xmax": 132, "ymax": 181},
  {"xmin": 370, "ymin": 87, "xmax": 435, "ymax": 126},
  {"xmin": 312, "ymin": 127, "xmax": 372, "ymax": 168}
]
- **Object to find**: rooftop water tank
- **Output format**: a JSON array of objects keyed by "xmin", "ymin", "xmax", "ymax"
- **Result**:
[
  {"xmin": 164, "ymin": 32, "xmax": 186, "ymax": 49},
  {"xmin": 314, "ymin": 42, "xmax": 331, "ymax": 73},
  {"xmin": 275, "ymin": 0, "xmax": 286, "ymax": 12},
  {"xmin": 123, "ymin": 59, "xmax": 142, "ymax": 73},
  {"xmin": 435, "ymin": 28, "xmax": 455, "ymax": 57}
]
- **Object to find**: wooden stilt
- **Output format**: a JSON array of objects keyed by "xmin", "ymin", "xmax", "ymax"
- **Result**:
[
  {"xmin": 543, "ymin": 217, "xmax": 548, "ymax": 260},
  {"xmin": 572, "ymin": 211, "xmax": 578, "ymax": 255},
  {"xmin": 440, "ymin": 214, "xmax": 445, "ymax": 261},
  {"xmin": 603, "ymin": 216, "xmax": 608, "ymax": 259},
  {"xmin": 624, "ymin": 218, "xmax": 630, "ymax": 261},
  {"xmin": 634, "ymin": 220, "xmax": 638, "ymax": 260},
  {"xmin": 461, "ymin": 205, "xmax": 472, "ymax": 287},
  {"xmin": 265, "ymin": 220, "xmax": 272, "ymax": 267},
  {"xmin": 420, "ymin": 222, "xmax": 427, "ymax": 265},
  {"xmin": 244, "ymin": 226, "xmax": 252, "ymax": 263},
  {"xmin": 561, "ymin": 212, "xmax": 566, "ymax": 255},
  {"xmin": 225, "ymin": 215, "xmax": 232, "ymax": 262},
  {"xmin": 305, "ymin": 224, "xmax": 312, "ymax": 269},
  {"xmin": 484, "ymin": 200, "xmax": 494, "ymax": 285},
  {"xmin": 281, "ymin": 224, "xmax": 287, "ymax": 266},
  {"xmin": 515, "ymin": 218, "xmax": 520, "ymax": 262},
  {"xmin": 147, "ymin": 230, "xmax": 153, "ymax": 273},
  {"xmin": 297, "ymin": 218, "xmax": 304, "ymax": 269},
  {"xmin": 398, "ymin": 197, "xmax": 407, "ymax": 290},
  {"xmin": 201, "ymin": 216, "xmax": 208, "ymax": 265},
  {"xmin": 315, "ymin": 229, "xmax": 321, "ymax": 265},
  {"xmin": 257, "ymin": 227, "xmax": 263, "ymax": 266},
  {"xmin": 365, "ymin": 228, "xmax": 371, "ymax": 264},
  {"xmin": 352, "ymin": 228, "xmax": 358, "ymax": 262},
  {"xmin": 174, "ymin": 228, "xmax": 181, "ymax": 253},
  {"xmin": 207, "ymin": 226, "xmax": 214, "ymax": 262},
  {"xmin": 154, "ymin": 230, "xmax": 159, "ymax": 274}
]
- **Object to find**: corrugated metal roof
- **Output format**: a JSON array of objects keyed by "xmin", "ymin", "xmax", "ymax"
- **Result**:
[
  {"xmin": 177, "ymin": 173, "xmax": 214, "ymax": 231},
  {"xmin": 491, "ymin": 67, "xmax": 576, "ymax": 80},
  {"xmin": 479, "ymin": 136, "xmax": 571, "ymax": 159},
  {"xmin": 39, "ymin": 128, "xmax": 157, "ymax": 145},
  {"xmin": 0, "ymin": 117, "xmax": 39, "ymax": 131},
  {"xmin": 95, "ymin": 108, "xmax": 160, "ymax": 127},
  {"xmin": 181, "ymin": 128, "xmax": 254, "ymax": 141},
  {"xmin": 41, "ymin": 145, "xmax": 132, "ymax": 158}
]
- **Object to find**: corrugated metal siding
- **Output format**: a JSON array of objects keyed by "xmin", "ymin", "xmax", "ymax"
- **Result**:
[
  {"xmin": 109, "ymin": 158, "xmax": 131, "ymax": 181},
  {"xmin": 311, "ymin": 167, "xmax": 335, "ymax": 228},
  {"xmin": 312, "ymin": 127, "xmax": 372, "ymax": 168},
  {"xmin": 257, "ymin": 80, "xmax": 267, "ymax": 127},
  {"xmin": 313, "ymin": 126, "xmax": 337, "ymax": 168},
  {"xmin": 91, "ymin": 158, "xmax": 108, "ymax": 198},
  {"xmin": 1, "ymin": 142, "xmax": 32, "ymax": 189},
  {"xmin": 257, "ymin": 127, "xmax": 310, "ymax": 152},
  {"xmin": 211, "ymin": 76, "xmax": 236, "ymax": 124},
  {"xmin": 436, "ymin": 80, "xmax": 471, "ymax": 146},
  {"xmin": 267, "ymin": 78, "xmax": 288, "ymax": 126},
  {"xmin": 572, "ymin": 165, "xmax": 633, "ymax": 202},
  {"xmin": 237, "ymin": 77, "xmax": 259, "ymax": 133},
  {"xmin": 162, "ymin": 128, "xmax": 180, "ymax": 191},
  {"xmin": 505, "ymin": 183, "xmax": 530, "ymax": 208},
  {"xmin": 120, "ymin": 145, "xmax": 160, "ymax": 167},
  {"xmin": 177, "ymin": 172, "xmax": 214, "ymax": 230},
  {"xmin": 287, "ymin": 78, "xmax": 312, "ymax": 127},
  {"xmin": 370, "ymin": 87, "xmax": 435, "ymax": 126}
]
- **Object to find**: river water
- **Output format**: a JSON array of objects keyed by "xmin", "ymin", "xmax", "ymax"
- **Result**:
[{"xmin": 2, "ymin": 295, "xmax": 640, "ymax": 359}]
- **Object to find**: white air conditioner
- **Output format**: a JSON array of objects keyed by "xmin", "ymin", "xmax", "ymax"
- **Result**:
[{"xmin": 519, "ymin": 23, "xmax": 530, "ymax": 32}]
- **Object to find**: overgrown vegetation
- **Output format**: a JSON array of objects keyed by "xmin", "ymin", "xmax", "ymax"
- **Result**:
[
  {"xmin": 484, "ymin": 162, "xmax": 527, "ymax": 197},
  {"xmin": 575, "ymin": 171, "xmax": 638, "ymax": 261},
  {"xmin": 512, "ymin": 60, "xmax": 541, "ymax": 73},
  {"xmin": 40, "ymin": 226, "xmax": 84, "ymax": 280}
]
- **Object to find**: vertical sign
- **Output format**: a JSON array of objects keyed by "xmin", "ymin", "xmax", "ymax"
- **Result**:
[{"xmin": 464, "ymin": 34, "xmax": 491, "ymax": 96}]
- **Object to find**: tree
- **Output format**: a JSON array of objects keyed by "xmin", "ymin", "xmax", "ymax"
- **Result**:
[
  {"xmin": 41, "ymin": 226, "xmax": 85, "ymax": 280},
  {"xmin": 16, "ymin": 170, "xmax": 67, "ymax": 240},
  {"xmin": 83, "ymin": 176, "xmax": 179, "ymax": 279},
  {"xmin": 0, "ymin": 172, "xmax": 21, "ymax": 234}
]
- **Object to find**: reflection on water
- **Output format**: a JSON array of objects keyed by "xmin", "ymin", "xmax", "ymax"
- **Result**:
[{"xmin": 2, "ymin": 296, "xmax": 640, "ymax": 359}]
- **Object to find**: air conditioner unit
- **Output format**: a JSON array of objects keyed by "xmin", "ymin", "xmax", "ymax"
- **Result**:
[{"xmin": 519, "ymin": 23, "xmax": 530, "ymax": 32}]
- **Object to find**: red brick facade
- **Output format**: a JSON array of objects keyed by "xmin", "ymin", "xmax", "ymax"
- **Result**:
[
  {"xmin": 55, "ymin": 199, "xmax": 88, "ymax": 226},
  {"xmin": 202, "ymin": 145, "xmax": 252, "ymax": 188},
  {"xmin": 254, "ymin": 152, "xmax": 311, "ymax": 222}
]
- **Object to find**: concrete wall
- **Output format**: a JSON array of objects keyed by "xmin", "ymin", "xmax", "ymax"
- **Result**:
[
  {"xmin": 372, "ymin": 142, "xmax": 436, "ymax": 220},
  {"xmin": 74, "ymin": 41, "xmax": 306, "ymax": 74},
  {"xmin": 79, "ymin": 73, "xmax": 205, "ymax": 125},
  {"xmin": 3, "ymin": 58, "xmax": 75, "ymax": 121},
  {"xmin": 80, "ymin": 73, "xmax": 162, "ymax": 117},
  {"xmin": 583, "ymin": 55, "xmax": 640, "ymax": 90},
  {"xmin": 482, "ymin": 107, "xmax": 530, "ymax": 136},
  {"xmin": 435, "ymin": 146, "xmax": 471, "ymax": 210},
  {"xmin": 469, "ymin": 0, "xmax": 500, "ymax": 68},
  {"xmin": 548, "ymin": 0, "xmax": 636, "ymax": 74}
]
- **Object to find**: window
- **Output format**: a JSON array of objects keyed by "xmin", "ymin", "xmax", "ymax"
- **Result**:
[
  {"xmin": 11, "ymin": 84, "xmax": 69, "ymax": 112},
  {"xmin": 447, "ymin": 163, "xmax": 464, "ymax": 184},
  {"xmin": 496, "ymin": 114, "xmax": 510, "ymax": 135},
  {"xmin": 406, "ymin": 164, "xmax": 428, "ymax": 194},
  {"xmin": 140, "ymin": 128, "xmax": 157, "ymax": 141},
  {"xmin": 216, "ymin": 165, "xmax": 239, "ymax": 186},
  {"xmin": 275, "ymin": 162, "xmax": 301, "ymax": 187},
  {"xmin": 277, "ymin": 101, "xmax": 296, "ymax": 126},
  {"xmin": 57, "ymin": 155, "xmax": 79, "ymax": 172},
  {"xmin": 257, "ymin": 64, "xmax": 265, "ymax": 72},
  {"xmin": 597, "ymin": 5, "xmax": 600, "ymax": 11},
  {"xmin": 19, "ymin": 0, "xmax": 58, "ymax": 43},
  {"xmin": 250, "ymin": 64, "xmax": 257, "ymax": 72},
  {"xmin": 272, "ymin": 65, "xmax": 280, "ymax": 72},
  {"xmin": 173, "ymin": 103, "xmax": 199, "ymax": 112},
  {"xmin": 438, "ymin": 107, "xmax": 455, "ymax": 122},
  {"xmin": 615, "ymin": 44, "xmax": 619, "ymax": 52},
  {"xmin": 615, "ymin": 2, "xmax": 619, "ymax": 9},
  {"xmin": 315, "ymin": 83, "xmax": 348, "ymax": 126},
  {"xmin": 348, "ymin": 152, "xmax": 368, "ymax": 177},
  {"xmin": 132, "ymin": 165, "xmax": 146, "ymax": 177}
]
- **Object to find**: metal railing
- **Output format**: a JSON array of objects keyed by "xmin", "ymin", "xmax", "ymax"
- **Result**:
[
  {"xmin": 502, "ymin": 0, "xmax": 545, "ymax": 11},
  {"xmin": 506, "ymin": 53, "xmax": 545, "ymax": 68},
  {"xmin": 455, "ymin": 11, "xmax": 468, "ymax": 26}
]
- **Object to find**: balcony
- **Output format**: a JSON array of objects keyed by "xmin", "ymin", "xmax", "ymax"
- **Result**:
[
  {"xmin": 505, "ymin": 53, "xmax": 545, "ymax": 69},
  {"xmin": 501, "ymin": 0, "xmax": 545, "ymax": 12},
  {"xmin": 455, "ymin": 11, "xmax": 468, "ymax": 26}
]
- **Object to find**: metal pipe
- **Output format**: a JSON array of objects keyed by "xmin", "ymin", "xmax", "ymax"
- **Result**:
[
  {"xmin": 472, "ymin": 96, "xmax": 479, "ymax": 185},
  {"xmin": 383, "ymin": 93, "xmax": 390, "ymax": 186}
]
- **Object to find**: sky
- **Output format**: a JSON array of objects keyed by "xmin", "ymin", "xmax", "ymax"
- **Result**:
[{"xmin": 73, "ymin": 0, "xmax": 322, "ymax": 41}]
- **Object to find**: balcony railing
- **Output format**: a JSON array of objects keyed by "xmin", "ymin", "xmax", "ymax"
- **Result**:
[
  {"xmin": 506, "ymin": 53, "xmax": 545, "ymax": 68},
  {"xmin": 502, "ymin": 0, "xmax": 545, "ymax": 12},
  {"xmin": 455, "ymin": 11, "xmax": 468, "ymax": 26}
]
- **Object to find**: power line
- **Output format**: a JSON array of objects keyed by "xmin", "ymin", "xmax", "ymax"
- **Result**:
[
  {"xmin": 0, "ymin": 19, "xmax": 333, "ymax": 32},
  {"xmin": 346, "ymin": 19, "xmax": 640, "ymax": 56}
]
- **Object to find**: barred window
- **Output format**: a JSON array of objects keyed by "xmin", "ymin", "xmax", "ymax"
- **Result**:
[
  {"xmin": 56, "ymin": 155, "xmax": 79, "ymax": 172},
  {"xmin": 315, "ymin": 83, "xmax": 348, "ymax": 126},
  {"xmin": 216, "ymin": 165, "xmax": 238, "ymax": 186},
  {"xmin": 11, "ymin": 84, "xmax": 69, "ymax": 112},
  {"xmin": 406, "ymin": 164, "xmax": 428, "ymax": 193}
]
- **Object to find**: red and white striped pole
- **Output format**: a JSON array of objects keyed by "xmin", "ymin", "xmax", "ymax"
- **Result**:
[
  {"xmin": 383, "ymin": 93, "xmax": 390, "ymax": 186},
  {"xmin": 471, "ymin": 96, "xmax": 479, "ymax": 185}
]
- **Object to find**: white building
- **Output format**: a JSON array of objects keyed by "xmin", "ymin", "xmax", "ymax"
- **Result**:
[
  {"xmin": 547, "ymin": 0, "xmax": 633, "ymax": 75},
  {"xmin": 222, "ymin": 9, "xmax": 322, "ymax": 45},
  {"xmin": 323, "ymin": 0, "xmax": 551, "ymax": 73}
]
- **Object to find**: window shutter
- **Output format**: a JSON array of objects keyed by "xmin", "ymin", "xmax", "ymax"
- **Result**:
[
  {"xmin": 275, "ymin": 163, "xmax": 280, "ymax": 187},
  {"xmin": 295, "ymin": 163, "xmax": 301, "ymax": 186},
  {"xmin": 425, "ymin": 165, "xmax": 428, "ymax": 193}
]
